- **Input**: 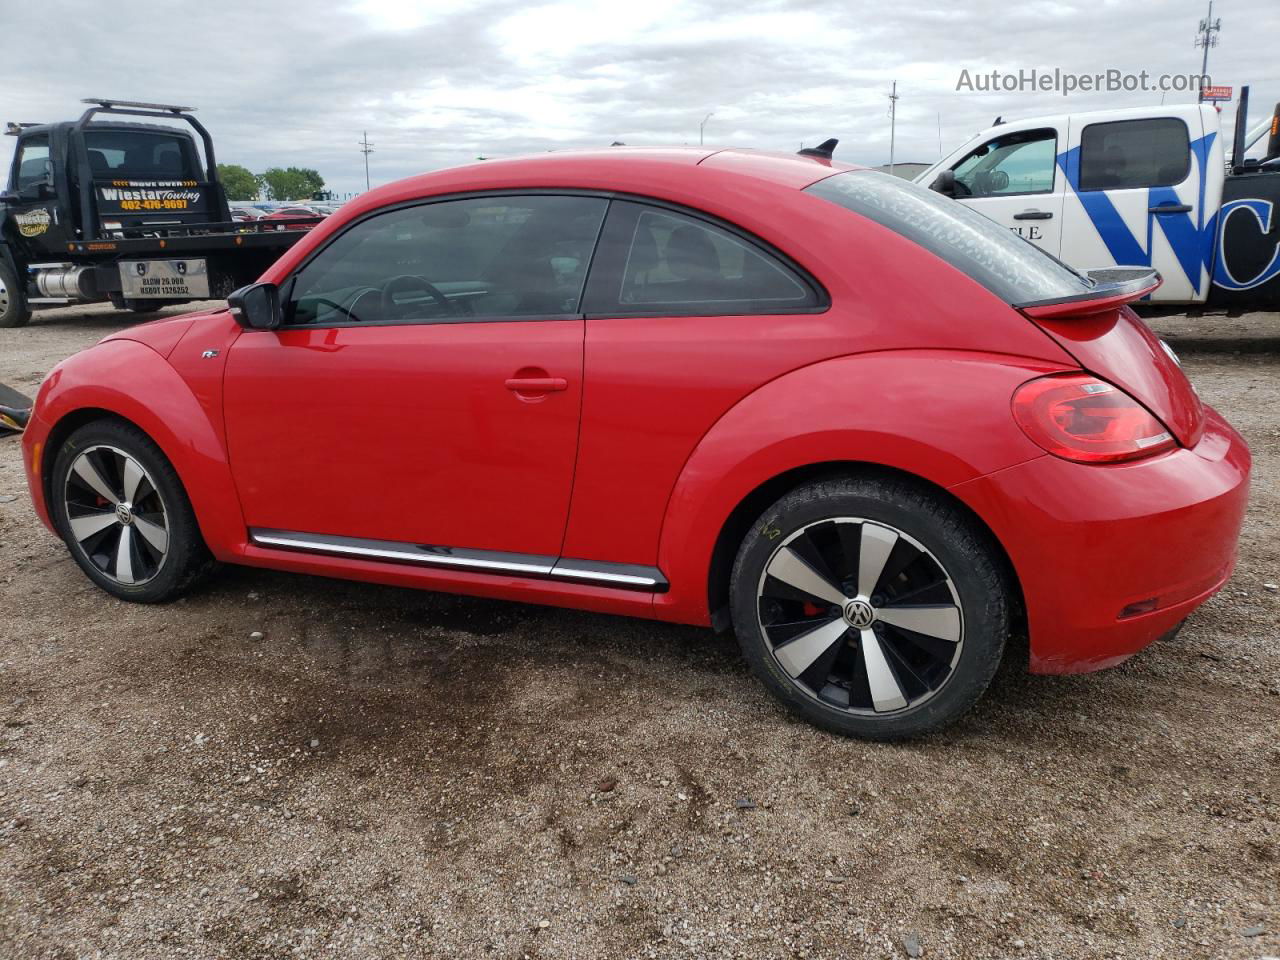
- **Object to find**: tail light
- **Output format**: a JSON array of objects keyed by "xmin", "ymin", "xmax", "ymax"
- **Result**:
[{"xmin": 1012, "ymin": 373, "xmax": 1176, "ymax": 464}]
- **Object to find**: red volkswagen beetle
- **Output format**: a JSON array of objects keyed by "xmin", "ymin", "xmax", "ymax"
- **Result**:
[{"xmin": 20, "ymin": 148, "xmax": 1250, "ymax": 738}]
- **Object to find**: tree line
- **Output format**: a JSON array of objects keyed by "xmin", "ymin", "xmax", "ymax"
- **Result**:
[{"xmin": 216, "ymin": 163, "xmax": 327, "ymax": 202}]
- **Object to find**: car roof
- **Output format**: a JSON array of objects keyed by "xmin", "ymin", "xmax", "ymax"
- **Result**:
[
  {"xmin": 264, "ymin": 147, "xmax": 863, "ymax": 284},
  {"xmin": 340, "ymin": 147, "xmax": 859, "ymax": 220}
]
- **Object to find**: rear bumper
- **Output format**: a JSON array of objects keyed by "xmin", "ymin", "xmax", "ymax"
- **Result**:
[{"xmin": 951, "ymin": 405, "xmax": 1251, "ymax": 674}]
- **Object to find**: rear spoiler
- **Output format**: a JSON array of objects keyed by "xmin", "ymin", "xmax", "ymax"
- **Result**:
[{"xmin": 1016, "ymin": 267, "xmax": 1162, "ymax": 319}]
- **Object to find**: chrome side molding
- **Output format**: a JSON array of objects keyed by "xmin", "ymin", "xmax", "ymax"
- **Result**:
[{"xmin": 248, "ymin": 529, "xmax": 668, "ymax": 592}]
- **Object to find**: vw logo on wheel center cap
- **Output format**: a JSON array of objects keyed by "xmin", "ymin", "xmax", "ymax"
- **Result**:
[
  {"xmin": 843, "ymin": 598, "xmax": 876, "ymax": 628},
  {"xmin": 115, "ymin": 502, "xmax": 134, "ymax": 525}
]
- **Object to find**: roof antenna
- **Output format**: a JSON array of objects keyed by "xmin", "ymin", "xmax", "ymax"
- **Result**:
[{"xmin": 798, "ymin": 138, "xmax": 838, "ymax": 159}]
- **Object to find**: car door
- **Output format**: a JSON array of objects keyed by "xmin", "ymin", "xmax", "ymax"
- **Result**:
[
  {"xmin": 4, "ymin": 132, "xmax": 73, "ymax": 259},
  {"xmin": 1058, "ymin": 109, "xmax": 1208, "ymax": 302},
  {"xmin": 949, "ymin": 126, "xmax": 1064, "ymax": 256},
  {"xmin": 223, "ymin": 193, "xmax": 608, "ymax": 559}
]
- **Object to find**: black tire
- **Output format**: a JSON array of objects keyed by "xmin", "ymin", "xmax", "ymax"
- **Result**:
[
  {"xmin": 0, "ymin": 255, "xmax": 32, "ymax": 328},
  {"xmin": 729, "ymin": 475, "xmax": 1009, "ymax": 740},
  {"xmin": 50, "ymin": 418, "xmax": 216, "ymax": 602}
]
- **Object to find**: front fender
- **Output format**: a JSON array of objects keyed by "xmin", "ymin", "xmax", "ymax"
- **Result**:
[
  {"xmin": 23, "ymin": 338, "xmax": 247, "ymax": 559},
  {"xmin": 652, "ymin": 350, "xmax": 1072, "ymax": 623}
]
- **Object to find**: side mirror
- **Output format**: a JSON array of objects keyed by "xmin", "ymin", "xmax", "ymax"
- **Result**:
[
  {"xmin": 929, "ymin": 169, "xmax": 957, "ymax": 197},
  {"xmin": 227, "ymin": 282, "xmax": 281, "ymax": 330},
  {"xmin": 16, "ymin": 181, "xmax": 51, "ymax": 202}
]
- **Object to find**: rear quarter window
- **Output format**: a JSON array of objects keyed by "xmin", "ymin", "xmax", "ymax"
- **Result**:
[
  {"xmin": 1078, "ymin": 118, "xmax": 1190, "ymax": 191},
  {"xmin": 582, "ymin": 199, "xmax": 824, "ymax": 316},
  {"xmin": 805, "ymin": 170, "xmax": 1091, "ymax": 305}
]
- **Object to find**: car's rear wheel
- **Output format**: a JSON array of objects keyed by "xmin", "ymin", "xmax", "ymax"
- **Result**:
[
  {"xmin": 0, "ymin": 257, "xmax": 32, "ymax": 328},
  {"xmin": 730, "ymin": 475, "xmax": 1009, "ymax": 739},
  {"xmin": 50, "ymin": 419, "xmax": 215, "ymax": 602}
]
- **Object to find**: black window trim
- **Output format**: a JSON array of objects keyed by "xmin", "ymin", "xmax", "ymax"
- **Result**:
[
  {"xmin": 581, "ymin": 196, "xmax": 829, "ymax": 319},
  {"xmin": 1077, "ymin": 116, "xmax": 1192, "ymax": 193},
  {"xmin": 275, "ymin": 187, "xmax": 829, "ymax": 331},
  {"xmin": 949, "ymin": 127, "xmax": 1059, "ymax": 199}
]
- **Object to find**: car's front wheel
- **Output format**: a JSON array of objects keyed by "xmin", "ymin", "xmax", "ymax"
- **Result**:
[
  {"xmin": 50, "ymin": 419, "xmax": 215, "ymax": 602},
  {"xmin": 730, "ymin": 475, "xmax": 1010, "ymax": 739}
]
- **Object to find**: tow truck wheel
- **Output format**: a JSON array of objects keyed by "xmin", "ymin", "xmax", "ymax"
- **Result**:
[
  {"xmin": 124, "ymin": 300, "xmax": 163, "ymax": 315},
  {"xmin": 0, "ymin": 257, "xmax": 32, "ymax": 328}
]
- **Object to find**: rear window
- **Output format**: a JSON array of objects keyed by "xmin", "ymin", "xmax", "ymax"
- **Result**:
[
  {"xmin": 84, "ymin": 130, "xmax": 195, "ymax": 180},
  {"xmin": 805, "ymin": 170, "xmax": 1091, "ymax": 305},
  {"xmin": 1078, "ymin": 118, "xmax": 1190, "ymax": 191}
]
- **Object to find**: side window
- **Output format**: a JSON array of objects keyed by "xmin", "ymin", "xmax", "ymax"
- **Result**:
[
  {"xmin": 287, "ymin": 194, "xmax": 607, "ymax": 326},
  {"xmin": 586, "ymin": 202, "xmax": 818, "ymax": 314},
  {"xmin": 1079, "ymin": 118, "xmax": 1190, "ymax": 191},
  {"xmin": 952, "ymin": 129, "xmax": 1057, "ymax": 197},
  {"xmin": 16, "ymin": 137, "xmax": 51, "ymax": 191}
]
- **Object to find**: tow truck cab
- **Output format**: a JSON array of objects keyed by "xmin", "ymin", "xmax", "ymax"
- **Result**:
[
  {"xmin": 7, "ymin": 119, "xmax": 230, "ymax": 248},
  {"xmin": 917, "ymin": 101, "xmax": 1280, "ymax": 309},
  {"xmin": 0, "ymin": 99, "xmax": 311, "ymax": 327}
]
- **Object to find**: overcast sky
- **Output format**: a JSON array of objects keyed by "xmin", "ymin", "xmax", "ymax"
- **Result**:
[{"xmin": 2, "ymin": 0, "xmax": 1276, "ymax": 197}]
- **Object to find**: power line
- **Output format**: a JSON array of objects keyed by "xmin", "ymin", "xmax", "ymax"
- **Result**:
[
  {"xmin": 887, "ymin": 81, "xmax": 899, "ymax": 176},
  {"xmin": 1194, "ymin": 0, "xmax": 1221, "ymax": 101},
  {"xmin": 358, "ymin": 131, "xmax": 374, "ymax": 192},
  {"xmin": 699, "ymin": 112, "xmax": 714, "ymax": 147}
]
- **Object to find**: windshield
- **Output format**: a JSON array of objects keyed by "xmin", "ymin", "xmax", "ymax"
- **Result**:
[
  {"xmin": 805, "ymin": 170, "xmax": 1091, "ymax": 305},
  {"xmin": 84, "ymin": 129, "xmax": 196, "ymax": 180}
]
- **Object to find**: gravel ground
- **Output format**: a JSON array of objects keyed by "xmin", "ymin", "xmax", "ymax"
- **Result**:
[{"xmin": 1, "ymin": 302, "xmax": 1277, "ymax": 960}]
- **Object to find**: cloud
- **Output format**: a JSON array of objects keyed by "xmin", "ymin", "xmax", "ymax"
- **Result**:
[{"xmin": 1, "ymin": 0, "xmax": 1275, "ymax": 196}]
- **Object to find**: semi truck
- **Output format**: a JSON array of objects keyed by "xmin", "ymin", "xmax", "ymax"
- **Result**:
[
  {"xmin": 916, "ymin": 88, "xmax": 1280, "ymax": 310},
  {"xmin": 0, "ymin": 99, "xmax": 315, "ymax": 327}
]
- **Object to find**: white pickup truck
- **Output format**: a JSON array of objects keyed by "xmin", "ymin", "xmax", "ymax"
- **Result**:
[{"xmin": 915, "ymin": 94, "xmax": 1280, "ymax": 310}]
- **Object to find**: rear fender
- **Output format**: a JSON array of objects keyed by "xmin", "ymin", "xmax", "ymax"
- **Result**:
[
  {"xmin": 30, "ymin": 338, "xmax": 246, "ymax": 558},
  {"xmin": 653, "ymin": 350, "xmax": 1072, "ymax": 624}
]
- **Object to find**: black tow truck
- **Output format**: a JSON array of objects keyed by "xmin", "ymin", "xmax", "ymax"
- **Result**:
[{"xmin": 0, "ymin": 98, "xmax": 316, "ymax": 327}]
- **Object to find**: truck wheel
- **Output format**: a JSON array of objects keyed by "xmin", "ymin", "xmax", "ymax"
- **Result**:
[
  {"xmin": 0, "ymin": 257, "xmax": 32, "ymax": 328},
  {"xmin": 729, "ymin": 475, "xmax": 1009, "ymax": 740}
]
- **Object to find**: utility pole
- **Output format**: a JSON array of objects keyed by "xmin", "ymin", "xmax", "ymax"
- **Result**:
[
  {"xmin": 699, "ymin": 112, "xmax": 714, "ymax": 146},
  {"xmin": 358, "ymin": 131, "xmax": 374, "ymax": 192},
  {"xmin": 888, "ymin": 81, "xmax": 899, "ymax": 176},
  {"xmin": 1194, "ymin": 1, "xmax": 1221, "ymax": 101}
]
